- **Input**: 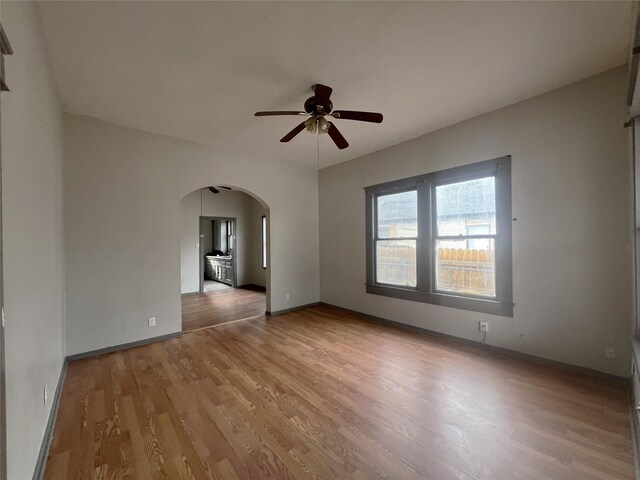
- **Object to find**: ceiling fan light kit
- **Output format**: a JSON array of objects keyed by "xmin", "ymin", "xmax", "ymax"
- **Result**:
[
  {"xmin": 304, "ymin": 116, "xmax": 330, "ymax": 134},
  {"xmin": 255, "ymin": 83, "xmax": 383, "ymax": 150}
]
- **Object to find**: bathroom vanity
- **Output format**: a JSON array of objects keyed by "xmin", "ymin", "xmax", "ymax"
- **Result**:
[{"xmin": 205, "ymin": 255, "xmax": 233, "ymax": 286}]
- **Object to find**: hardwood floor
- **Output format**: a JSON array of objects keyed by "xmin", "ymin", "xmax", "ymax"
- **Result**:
[
  {"xmin": 181, "ymin": 286, "xmax": 266, "ymax": 332},
  {"xmin": 44, "ymin": 306, "xmax": 634, "ymax": 479}
]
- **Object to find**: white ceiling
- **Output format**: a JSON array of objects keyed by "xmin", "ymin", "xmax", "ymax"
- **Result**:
[{"xmin": 36, "ymin": 1, "xmax": 633, "ymax": 169}]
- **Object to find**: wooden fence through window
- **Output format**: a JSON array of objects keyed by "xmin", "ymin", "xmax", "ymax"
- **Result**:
[{"xmin": 376, "ymin": 246, "xmax": 494, "ymax": 296}]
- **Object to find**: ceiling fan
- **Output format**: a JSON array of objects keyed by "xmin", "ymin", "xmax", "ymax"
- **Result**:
[
  {"xmin": 255, "ymin": 84, "xmax": 383, "ymax": 150},
  {"xmin": 208, "ymin": 186, "xmax": 232, "ymax": 194}
]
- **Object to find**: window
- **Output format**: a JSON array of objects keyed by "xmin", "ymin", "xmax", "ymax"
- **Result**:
[
  {"xmin": 261, "ymin": 215, "xmax": 267, "ymax": 269},
  {"xmin": 217, "ymin": 220, "xmax": 233, "ymax": 254},
  {"xmin": 434, "ymin": 177, "xmax": 496, "ymax": 297},
  {"xmin": 365, "ymin": 156, "xmax": 512, "ymax": 317},
  {"xmin": 225, "ymin": 221, "xmax": 233, "ymax": 254},
  {"xmin": 375, "ymin": 190, "xmax": 417, "ymax": 287}
]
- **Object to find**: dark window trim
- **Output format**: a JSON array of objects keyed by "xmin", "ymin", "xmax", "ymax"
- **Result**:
[{"xmin": 365, "ymin": 155, "xmax": 513, "ymax": 317}]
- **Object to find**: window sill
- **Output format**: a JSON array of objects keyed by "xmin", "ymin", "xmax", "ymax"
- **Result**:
[{"xmin": 366, "ymin": 283, "xmax": 513, "ymax": 317}]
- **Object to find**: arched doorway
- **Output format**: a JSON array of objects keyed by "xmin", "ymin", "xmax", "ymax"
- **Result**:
[{"xmin": 179, "ymin": 185, "xmax": 270, "ymax": 331}]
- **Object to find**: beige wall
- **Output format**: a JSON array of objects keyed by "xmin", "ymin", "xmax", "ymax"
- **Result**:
[
  {"xmin": 319, "ymin": 66, "xmax": 633, "ymax": 376},
  {"xmin": 1, "ymin": 2, "xmax": 66, "ymax": 478},
  {"xmin": 64, "ymin": 114, "xmax": 319, "ymax": 355},
  {"xmin": 180, "ymin": 188, "xmax": 267, "ymax": 293}
]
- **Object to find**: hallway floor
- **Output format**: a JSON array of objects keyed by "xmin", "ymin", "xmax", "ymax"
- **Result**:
[
  {"xmin": 181, "ymin": 286, "xmax": 266, "ymax": 332},
  {"xmin": 203, "ymin": 279, "xmax": 232, "ymax": 292}
]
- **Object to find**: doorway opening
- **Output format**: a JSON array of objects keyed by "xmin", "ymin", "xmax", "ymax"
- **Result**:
[
  {"xmin": 200, "ymin": 217, "xmax": 236, "ymax": 293},
  {"xmin": 180, "ymin": 186, "xmax": 268, "ymax": 332}
]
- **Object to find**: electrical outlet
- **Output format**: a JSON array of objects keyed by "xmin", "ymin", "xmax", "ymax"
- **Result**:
[
  {"xmin": 478, "ymin": 321, "xmax": 489, "ymax": 333},
  {"xmin": 43, "ymin": 385, "xmax": 48, "ymax": 407},
  {"xmin": 195, "ymin": 243, "xmax": 200, "ymax": 248},
  {"xmin": 148, "ymin": 317, "xmax": 156, "ymax": 327},
  {"xmin": 285, "ymin": 293, "xmax": 290, "ymax": 301},
  {"xmin": 604, "ymin": 346, "xmax": 616, "ymax": 359}
]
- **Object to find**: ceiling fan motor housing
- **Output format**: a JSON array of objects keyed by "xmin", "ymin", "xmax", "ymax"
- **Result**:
[{"xmin": 304, "ymin": 96, "xmax": 333, "ymax": 115}]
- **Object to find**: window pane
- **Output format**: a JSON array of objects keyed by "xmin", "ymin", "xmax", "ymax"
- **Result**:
[
  {"xmin": 376, "ymin": 240, "xmax": 416, "ymax": 287},
  {"xmin": 435, "ymin": 239, "xmax": 495, "ymax": 297},
  {"xmin": 261, "ymin": 216, "xmax": 267, "ymax": 269},
  {"xmin": 436, "ymin": 177, "xmax": 496, "ymax": 236},
  {"xmin": 377, "ymin": 190, "xmax": 417, "ymax": 238}
]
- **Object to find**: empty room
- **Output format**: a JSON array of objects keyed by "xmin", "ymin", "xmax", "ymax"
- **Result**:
[{"xmin": 1, "ymin": 1, "xmax": 640, "ymax": 479}]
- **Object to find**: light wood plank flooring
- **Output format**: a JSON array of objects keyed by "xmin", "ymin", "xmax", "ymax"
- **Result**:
[
  {"xmin": 44, "ymin": 306, "xmax": 634, "ymax": 479},
  {"xmin": 181, "ymin": 286, "xmax": 266, "ymax": 332}
]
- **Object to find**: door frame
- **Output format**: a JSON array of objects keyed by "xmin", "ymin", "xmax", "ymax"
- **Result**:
[
  {"xmin": 0, "ymin": 19, "xmax": 11, "ymax": 480},
  {"xmin": 199, "ymin": 216, "xmax": 237, "ymax": 293}
]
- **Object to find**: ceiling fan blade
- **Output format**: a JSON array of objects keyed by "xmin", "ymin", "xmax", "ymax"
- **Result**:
[
  {"xmin": 312, "ymin": 84, "xmax": 333, "ymax": 104},
  {"xmin": 255, "ymin": 111, "xmax": 306, "ymax": 117},
  {"xmin": 327, "ymin": 122, "xmax": 349, "ymax": 149},
  {"xmin": 280, "ymin": 121, "xmax": 307, "ymax": 143},
  {"xmin": 208, "ymin": 186, "xmax": 220, "ymax": 194},
  {"xmin": 331, "ymin": 110, "xmax": 383, "ymax": 123}
]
